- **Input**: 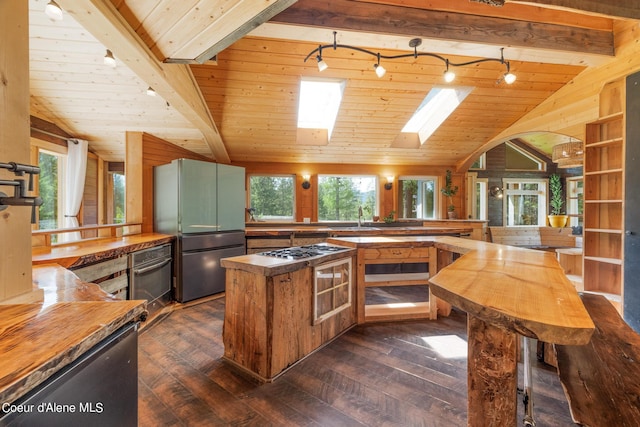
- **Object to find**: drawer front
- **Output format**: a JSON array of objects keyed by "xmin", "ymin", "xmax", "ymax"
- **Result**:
[
  {"xmin": 363, "ymin": 247, "xmax": 430, "ymax": 261},
  {"xmin": 73, "ymin": 256, "xmax": 128, "ymax": 282}
]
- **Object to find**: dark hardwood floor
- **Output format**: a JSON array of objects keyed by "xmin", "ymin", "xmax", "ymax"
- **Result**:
[{"xmin": 138, "ymin": 297, "xmax": 577, "ymax": 426}]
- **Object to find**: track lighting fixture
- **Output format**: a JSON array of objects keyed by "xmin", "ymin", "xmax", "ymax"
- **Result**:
[
  {"xmin": 304, "ymin": 32, "xmax": 516, "ymax": 84},
  {"xmin": 103, "ymin": 49, "xmax": 116, "ymax": 68},
  {"xmin": 146, "ymin": 86, "xmax": 156, "ymax": 96},
  {"xmin": 45, "ymin": 0, "xmax": 63, "ymax": 21},
  {"xmin": 443, "ymin": 61, "xmax": 456, "ymax": 83}
]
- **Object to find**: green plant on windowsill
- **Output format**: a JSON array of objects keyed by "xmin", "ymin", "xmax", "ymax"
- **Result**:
[
  {"xmin": 548, "ymin": 173, "xmax": 568, "ymax": 227},
  {"xmin": 383, "ymin": 210, "xmax": 396, "ymax": 223},
  {"xmin": 440, "ymin": 169, "xmax": 459, "ymax": 218}
]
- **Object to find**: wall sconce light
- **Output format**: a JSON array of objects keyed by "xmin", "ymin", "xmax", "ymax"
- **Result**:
[
  {"xmin": 146, "ymin": 86, "xmax": 156, "ymax": 96},
  {"xmin": 301, "ymin": 174, "xmax": 311, "ymax": 190},
  {"xmin": 104, "ymin": 49, "xmax": 117, "ymax": 68},
  {"xmin": 384, "ymin": 176, "xmax": 394, "ymax": 190},
  {"xmin": 489, "ymin": 186, "xmax": 503, "ymax": 199}
]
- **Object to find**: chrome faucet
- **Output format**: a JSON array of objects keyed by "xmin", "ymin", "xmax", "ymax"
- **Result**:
[{"xmin": 358, "ymin": 206, "xmax": 363, "ymax": 228}]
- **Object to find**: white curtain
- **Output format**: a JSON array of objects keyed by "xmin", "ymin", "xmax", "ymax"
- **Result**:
[{"xmin": 59, "ymin": 139, "xmax": 88, "ymax": 243}]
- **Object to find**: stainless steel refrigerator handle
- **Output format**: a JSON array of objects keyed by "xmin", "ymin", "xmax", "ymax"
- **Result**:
[{"xmin": 133, "ymin": 258, "xmax": 171, "ymax": 275}]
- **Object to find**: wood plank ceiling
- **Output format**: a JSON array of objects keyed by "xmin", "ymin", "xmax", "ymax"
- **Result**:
[{"xmin": 28, "ymin": 0, "xmax": 637, "ymax": 166}]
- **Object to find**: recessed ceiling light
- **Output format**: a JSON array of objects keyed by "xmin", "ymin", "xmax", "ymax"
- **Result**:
[
  {"xmin": 45, "ymin": 0, "xmax": 63, "ymax": 21},
  {"xmin": 104, "ymin": 49, "xmax": 116, "ymax": 68}
]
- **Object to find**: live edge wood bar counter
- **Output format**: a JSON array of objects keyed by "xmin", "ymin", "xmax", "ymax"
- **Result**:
[
  {"xmin": 328, "ymin": 236, "xmax": 595, "ymax": 427},
  {"xmin": 0, "ymin": 265, "xmax": 146, "ymax": 416}
]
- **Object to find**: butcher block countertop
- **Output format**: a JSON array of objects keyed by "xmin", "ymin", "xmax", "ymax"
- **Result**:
[
  {"xmin": 32, "ymin": 233, "xmax": 174, "ymax": 268},
  {"xmin": 0, "ymin": 265, "xmax": 147, "ymax": 405},
  {"xmin": 328, "ymin": 236, "xmax": 594, "ymax": 346}
]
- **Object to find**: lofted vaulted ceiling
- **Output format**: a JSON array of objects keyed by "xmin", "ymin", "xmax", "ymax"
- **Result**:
[{"xmin": 28, "ymin": 0, "xmax": 638, "ymax": 166}]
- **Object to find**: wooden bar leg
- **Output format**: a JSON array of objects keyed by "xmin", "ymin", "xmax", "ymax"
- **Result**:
[{"xmin": 467, "ymin": 315, "xmax": 518, "ymax": 427}]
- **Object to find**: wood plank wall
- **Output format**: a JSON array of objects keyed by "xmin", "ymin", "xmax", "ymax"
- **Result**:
[{"xmin": 128, "ymin": 133, "xmax": 210, "ymax": 233}]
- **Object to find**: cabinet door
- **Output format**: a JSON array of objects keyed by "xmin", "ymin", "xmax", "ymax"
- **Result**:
[
  {"xmin": 624, "ymin": 71, "xmax": 640, "ymax": 332},
  {"xmin": 179, "ymin": 159, "xmax": 218, "ymax": 233},
  {"xmin": 217, "ymin": 163, "xmax": 245, "ymax": 231}
]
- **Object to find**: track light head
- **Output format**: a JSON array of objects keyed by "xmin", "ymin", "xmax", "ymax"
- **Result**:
[
  {"xmin": 45, "ymin": 0, "xmax": 63, "ymax": 21},
  {"xmin": 104, "ymin": 49, "xmax": 116, "ymax": 68},
  {"xmin": 316, "ymin": 55, "xmax": 328, "ymax": 72},
  {"xmin": 374, "ymin": 54, "xmax": 386, "ymax": 78}
]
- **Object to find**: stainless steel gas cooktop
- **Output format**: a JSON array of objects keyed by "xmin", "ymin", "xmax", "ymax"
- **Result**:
[{"xmin": 258, "ymin": 244, "xmax": 349, "ymax": 260}]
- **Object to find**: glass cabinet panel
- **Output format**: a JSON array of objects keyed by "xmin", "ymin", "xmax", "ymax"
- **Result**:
[{"xmin": 313, "ymin": 258, "xmax": 352, "ymax": 325}]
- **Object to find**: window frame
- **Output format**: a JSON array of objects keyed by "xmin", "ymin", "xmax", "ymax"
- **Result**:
[
  {"xmin": 248, "ymin": 174, "xmax": 296, "ymax": 222},
  {"xmin": 505, "ymin": 142, "xmax": 547, "ymax": 172},
  {"xmin": 33, "ymin": 141, "xmax": 67, "ymax": 232},
  {"xmin": 397, "ymin": 175, "xmax": 439, "ymax": 220},
  {"xmin": 566, "ymin": 176, "xmax": 583, "ymax": 227},
  {"xmin": 317, "ymin": 174, "xmax": 378, "ymax": 222},
  {"xmin": 502, "ymin": 178, "xmax": 548, "ymax": 226}
]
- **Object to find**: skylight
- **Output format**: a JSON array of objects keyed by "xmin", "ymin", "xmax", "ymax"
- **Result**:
[
  {"xmin": 297, "ymin": 79, "xmax": 345, "ymax": 140},
  {"xmin": 402, "ymin": 86, "xmax": 473, "ymax": 144}
]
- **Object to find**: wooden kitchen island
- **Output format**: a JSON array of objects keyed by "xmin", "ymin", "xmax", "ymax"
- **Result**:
[
  {"xmin": 428, "ymin": 237, "xmax": 595, "ymax": 427},
  {"xmin": 328, "ymin": 235, "xmax": 595, "ymax": 426},
  {"xmin": 220, "ymin": 244, "xmax": 357, "ymax": 382}
]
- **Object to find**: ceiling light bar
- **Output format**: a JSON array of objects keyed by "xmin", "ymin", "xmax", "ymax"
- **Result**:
[{"xmin": 304, "ymin": 31, "xmax": 516, "ymax": 84}]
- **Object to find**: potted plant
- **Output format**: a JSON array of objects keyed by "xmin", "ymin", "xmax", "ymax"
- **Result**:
[
  {"xmin": 441, "ymin": 170, "xmax": 459, "ymax": 219},
  {"xmin": 548, "ymin": 173, "xmax": 568, "ymax": 227}
]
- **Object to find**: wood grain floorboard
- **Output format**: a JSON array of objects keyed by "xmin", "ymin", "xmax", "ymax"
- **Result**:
[{"xmin": 138, "ymin": 297, "xmax": 577, "ymax": 426}]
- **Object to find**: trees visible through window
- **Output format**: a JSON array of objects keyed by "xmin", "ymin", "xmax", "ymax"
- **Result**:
[
  {"xmin": 503, "ymin": 179, "xmax": 547, "ymax": 226},
  {"xmin": 318, "ymin": 175, "xmax": 377, "ymax": 221},
  {"xmin": 112, "ymin": 172, "xmax": 125, "ymax": 223},
  {"xmin": 38, "ymin": 150, "xmax": 63, "ymax": 231},
  {"xmin": 397, "ymin": 177, "xmax": 438, "ymax": 219},
  {"xmin": 249, "ymin": 175, "xmax": 294, "ymax": 221}
]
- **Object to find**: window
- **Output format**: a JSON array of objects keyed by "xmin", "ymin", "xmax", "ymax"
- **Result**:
[
  {"xmin": 466, "ymin": 173, "xmax": 488, "ymax": 221},
  {"xmin": 470, "ymin": 153, "xmax": 486, "ymax": 170},
  {"xmin": 297, "ymin": 78, "xmax": 345, "ymax": 143},
  {"xmin": 566, "ymin": 177, "xmax": 583, "ymax": 227},
  {"xmin": 112, "ymin": 172, "xmax": 125, "ymax": 223},
  {"xmin": 505, "ymin": 142, "xmax": 546, "ymax": 171},
  {"xmin": 318, "ymin": 175, "xmax": 377, "ymax": 221},
  {"xmin": 37, "ymin": 149, "xmax": 65, "ymax": 232},
  {"xmin": 402, "ymin": 86, "xmax": 473, "ymax": 145},
  {"xmin": 503, "ymin": 179, "xmax": 547, "ymax": 226},
  {"xmin": 249, "ymin": 175, "xmax": 295, "ymax": 221},
  {"xmin": 397, "ymin": 176, "xmax": 438, "ymax": 219}
]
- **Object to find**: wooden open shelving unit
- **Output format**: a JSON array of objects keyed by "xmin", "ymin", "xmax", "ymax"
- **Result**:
[{"xmin": 583, "ymin": 79, "xmax": 625, "ymax": 298}]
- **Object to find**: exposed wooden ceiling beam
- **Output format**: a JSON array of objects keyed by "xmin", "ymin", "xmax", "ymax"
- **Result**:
[
  {"xmin": 166, "ymin": 0, "xmax": 299, "ymax": 64},
  {"xmin": 56, "ymin": 0, "xmax": 231, "ymax": 163},
  {"xmin": 507, "ymin": 0, "xmax": 640, "ymax": 20},
  {"xmin": 271, "ymin": 0, "xmax": 614, "ymax": 57}
]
